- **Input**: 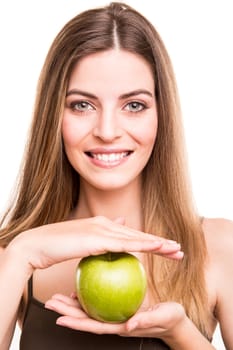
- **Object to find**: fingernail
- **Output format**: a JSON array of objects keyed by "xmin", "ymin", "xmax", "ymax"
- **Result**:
[
  {"xmin": 44, "ymin": 302, "xmax": 52, "ymax": 310},
  {"xmin": 56, "ymin": 318, "xmax": 65, "ymax": 326},
  {"xmin": 167, "ymin": 239, "xmax": 178, "ymax": 244},
  {"xmin": 70, "ymin": 292, "xmax": 77, "ymax": 299},
  {"xmin": 177, "ymin": 251, "xmax": 184, "ymax": 258}
]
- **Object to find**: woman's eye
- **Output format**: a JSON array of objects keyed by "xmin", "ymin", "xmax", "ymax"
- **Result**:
[
  {"xmin": 70, "ymin": 101, "xmax": 94, "ymax": 112},
  {"xmin": 125, "ymin": 101, "xmax": 146, "ymax": 112}
]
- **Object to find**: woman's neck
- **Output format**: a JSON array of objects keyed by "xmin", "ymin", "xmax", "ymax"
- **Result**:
[{"xmin": 72, "ymin": 179, "xmax": 143, "ymax": 230}]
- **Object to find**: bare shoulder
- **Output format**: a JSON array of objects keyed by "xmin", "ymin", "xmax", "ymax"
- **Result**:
[
  {"xmin": 202, "ymin": 217, "xmax": 233, "ymax": 302},
  {"xmin": 202, "ymin": 217, "xmax": 233, "ymax": 294},
  {"xmin": 202, "ymin": 217, "xmax": 233, "ymax": 256}
]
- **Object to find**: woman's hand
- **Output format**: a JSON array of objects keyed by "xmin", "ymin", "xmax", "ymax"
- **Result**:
[
  {"xmin": 7, "ymin": 216, "xmax": 183, "ymax": 271},
  {"xmin": 46, "ymin": 294, "xmax": 215, "ymax": 349},
  {"xmin": 45, "ymin": 293, "xmax": 186, "ymax": 339}
]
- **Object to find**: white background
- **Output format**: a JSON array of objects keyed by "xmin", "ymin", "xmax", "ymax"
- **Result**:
[{"xmin": 0, "ymin": 1, "xmax": 232, "ymax": 349}]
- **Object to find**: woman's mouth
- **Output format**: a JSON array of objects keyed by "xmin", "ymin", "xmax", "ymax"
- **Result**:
[{"xmin": 85, "ymin": 151, "xmax": 132, "ymax": 168}]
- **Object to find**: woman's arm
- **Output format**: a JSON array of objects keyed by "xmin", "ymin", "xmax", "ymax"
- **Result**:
[
  {"xmin": 48, "ymin": 218, "xmax": 233, "ymax": 349},
  {"xmin": 0, "ymin": 216, "xmax": 182, "ymax": 349},
  {"xmin": 160, "ymin": 314, "xmax": 216, "ymax": 350},
  {"xmin": 0, "ymin": 246, "xmax": 33, "ymax": 350}
]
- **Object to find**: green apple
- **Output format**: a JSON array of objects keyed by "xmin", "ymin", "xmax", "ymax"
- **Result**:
[{"xmin": 75, "ymin": 252, "xmax": 147, "ymax": 323}]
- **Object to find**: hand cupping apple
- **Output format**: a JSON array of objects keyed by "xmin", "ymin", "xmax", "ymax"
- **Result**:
[{"xmin": 75, "ymin": 252, "xmax": 147, "ymax": 323}]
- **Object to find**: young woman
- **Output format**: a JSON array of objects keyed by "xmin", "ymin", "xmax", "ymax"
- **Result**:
[{"xmin": 0, "ymin": 2, "xmax": 232, "ymax": 349}]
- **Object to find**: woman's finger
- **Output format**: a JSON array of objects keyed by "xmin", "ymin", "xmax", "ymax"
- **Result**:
[
  {"xmin": 55, "ymin": 315, "xmax": 126, "ymax": 334},
  {"xmin": 45, "ymin": 295, "xmax": 85, "ymax": 318}
]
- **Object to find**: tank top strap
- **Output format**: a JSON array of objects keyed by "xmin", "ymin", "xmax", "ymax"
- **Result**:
[
  {"xmin": 21, "ymin": 275, "xmax": 34, "ymax": 328},
  {"xmin": 27, "ymin": 275, "xmax": 34, "ymax": 300}
]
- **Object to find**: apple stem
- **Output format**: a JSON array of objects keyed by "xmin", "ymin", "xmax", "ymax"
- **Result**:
[{"xmin": 107, "ymin": 252, "xmax": 112, "ymax": 261}]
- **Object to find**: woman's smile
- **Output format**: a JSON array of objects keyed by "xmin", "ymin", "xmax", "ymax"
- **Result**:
[{"xmin": 85, "ymin": 149, "xmax": 132, "ymax": 168}]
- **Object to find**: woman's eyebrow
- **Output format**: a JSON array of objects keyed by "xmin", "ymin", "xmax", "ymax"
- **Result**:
[
  {"xmin": 66, "ymin": 88, "xmax": 153, "ymax": 99},
  {"xmin": 66, "ymin": 89, "xmax": 98, "ymax": 99},
  {"xmin": 119, "ymin": 89, "xmax": 153, "ymax": 99}
]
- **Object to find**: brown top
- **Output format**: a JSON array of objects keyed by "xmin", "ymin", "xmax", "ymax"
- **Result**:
[{"xmin": 20, "ymin": 277, "xmax": 170, "ymax": 350}]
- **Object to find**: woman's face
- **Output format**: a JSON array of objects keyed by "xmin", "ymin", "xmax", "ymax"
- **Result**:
[{"xmin": 62, "ymin": 49, "xmax": 158, "ymax": 191}]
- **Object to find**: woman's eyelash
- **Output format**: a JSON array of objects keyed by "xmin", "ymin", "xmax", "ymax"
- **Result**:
[
  {"xmin": 69, "ymin": 101, "xmax": 94, "ymax": 111},
  {"xmin": 124, "ymin": 101, "xmax": 148, "ymax": 112}
]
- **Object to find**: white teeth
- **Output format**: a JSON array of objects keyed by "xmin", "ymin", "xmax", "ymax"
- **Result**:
[{"xmin": 92, "ymin": 152, "xmax": 128, "ymax": 162}]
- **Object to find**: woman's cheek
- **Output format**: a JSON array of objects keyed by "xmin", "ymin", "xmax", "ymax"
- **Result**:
[{"xmin": 62, "ymin": 117, "xmax": 81, "ymax": 147}]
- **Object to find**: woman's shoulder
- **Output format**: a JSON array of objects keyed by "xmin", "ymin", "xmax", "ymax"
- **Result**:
[
  {"xmin": 202, "ymin": 216, "xmax": 233, "ymax": 242},
  {"xmin": 202, "ymin": 217, "xmax": 233, "ymax": 271},
  {"xmin": 203, "ymin": 218, "xmax": 233, "ymax": 249},
  {"xmin": 202, "ymin": 216, "xmax": 233, "ymax": 233}
]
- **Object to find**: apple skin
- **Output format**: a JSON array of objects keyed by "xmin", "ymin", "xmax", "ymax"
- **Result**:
[{"xmin": 75, "ymin": 252, "xmax": 147, "ymax": 323}]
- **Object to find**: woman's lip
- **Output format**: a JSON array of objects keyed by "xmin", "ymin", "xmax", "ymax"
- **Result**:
[{"xmin": 85, "ymin": 148, "xmax": 132, "ymax": 154}]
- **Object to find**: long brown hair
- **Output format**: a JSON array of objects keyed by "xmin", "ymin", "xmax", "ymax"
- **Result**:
[{"xmin": 0, "ymin": 2, "xmax": 210, "ymax": 337}]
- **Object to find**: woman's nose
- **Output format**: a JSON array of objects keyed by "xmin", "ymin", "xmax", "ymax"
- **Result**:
[{"xmin": 93, "ymin": 111, "xmax": 122, "ymax": 142}]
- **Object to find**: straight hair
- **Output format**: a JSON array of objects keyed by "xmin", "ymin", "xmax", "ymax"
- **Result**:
[{"xmin": 0, "ymin": 2, "xmax": 210, "ymax": 338}]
